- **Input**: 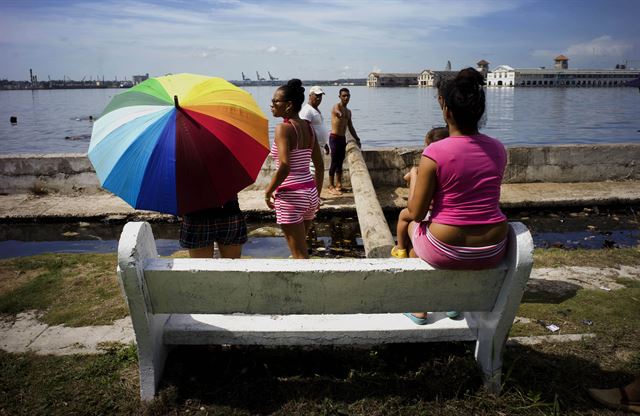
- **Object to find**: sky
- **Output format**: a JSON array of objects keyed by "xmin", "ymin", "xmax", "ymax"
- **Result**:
[{"xmin": 1, "ymin": 0, "xmax": 639, "ymax": 81}]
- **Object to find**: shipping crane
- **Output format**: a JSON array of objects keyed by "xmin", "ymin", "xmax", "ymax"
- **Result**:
[
  {"xmin": 256, "ymin": 71, "xmax": 266, "ymax": 81},
  {"xmin": 242, "ymin": 72, "xmax": 250, "ymax": 81},
  {"xmin": 268, "ymin": 71, "xmax": 278, "ymax": 81}
]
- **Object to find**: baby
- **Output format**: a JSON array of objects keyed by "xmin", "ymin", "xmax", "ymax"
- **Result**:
[{"xmin": 391, "ymin": 126, "xmax": 449, "ymax": 258}]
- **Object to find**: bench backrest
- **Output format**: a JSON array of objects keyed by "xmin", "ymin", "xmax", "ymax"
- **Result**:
[{"xmin": 118, "ymin": 222, "xmax": 533, "ymax": 315}]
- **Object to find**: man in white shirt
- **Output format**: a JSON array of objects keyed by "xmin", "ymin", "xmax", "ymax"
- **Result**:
[{"xmin": 299, "ymin": 86, "xmax": 330, "ymax": 156}]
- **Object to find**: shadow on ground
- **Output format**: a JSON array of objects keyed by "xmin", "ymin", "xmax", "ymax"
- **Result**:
[
  {"xmin": 523, "ymin": 279, "xmax": 582, "ymax": 303},
  {"xmin": 155, "ymin": 342, "xmax": 632, "ymax": 414}
]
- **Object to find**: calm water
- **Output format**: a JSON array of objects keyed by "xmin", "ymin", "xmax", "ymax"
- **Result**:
[{"xmin": 1, "ymin": 86, "xmax": 639, "ymax": 154}]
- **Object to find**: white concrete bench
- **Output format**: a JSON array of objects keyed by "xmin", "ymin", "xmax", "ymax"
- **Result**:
[{"xmin": 117, "ymin": 221, "xmax": 533, "ymax": 400}]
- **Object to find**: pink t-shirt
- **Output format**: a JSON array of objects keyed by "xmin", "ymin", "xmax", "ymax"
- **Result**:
[{"xmin": 423, "ymin": 134, "xmax": 507, "ymax": 226}]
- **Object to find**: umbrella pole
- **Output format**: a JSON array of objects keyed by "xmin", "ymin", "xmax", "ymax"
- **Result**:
[{"xmin": 174, "ymin": 95, "xmax": 200, "ymax": 127}]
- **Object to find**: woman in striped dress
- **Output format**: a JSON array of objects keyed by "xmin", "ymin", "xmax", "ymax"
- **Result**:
[{"xmin": 265, "ymin": 79, "xmax": 325, "ymax": 258}]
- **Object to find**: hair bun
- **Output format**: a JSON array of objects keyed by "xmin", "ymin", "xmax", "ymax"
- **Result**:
[
  {"xmin": 455, "ymin": 68, "xmax": 485, "ymax": 89},
  {"xmin": 287, "ymin": 78, "xmax": 303, "ymax": 89},
  {"xmin": 279, "ymin": 79, "xmax": 306, "ymax": 113}
]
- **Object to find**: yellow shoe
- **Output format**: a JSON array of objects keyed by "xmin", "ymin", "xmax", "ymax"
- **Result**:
[{"xmin": 391, "ymin": 246, "xmax": 408, "ymax": 258}]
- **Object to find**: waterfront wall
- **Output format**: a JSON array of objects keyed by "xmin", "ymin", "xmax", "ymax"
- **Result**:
[
  {"xmin": 1, "ymin": 144, "xmax": 638, "ymax": 195},
  {"xmin": 363, "ymin": 143, "xmax": 640, "ymax": 187}
]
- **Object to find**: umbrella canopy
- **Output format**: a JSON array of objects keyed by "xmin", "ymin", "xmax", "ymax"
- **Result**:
[{"xmin": 88, "ymin": 73, "xmax": 269, "ymax": 216}]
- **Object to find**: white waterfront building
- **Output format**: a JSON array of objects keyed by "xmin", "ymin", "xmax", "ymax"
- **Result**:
[{"xmin": 487, "ymin": 55, "xmax": 639, "ymax": 88}]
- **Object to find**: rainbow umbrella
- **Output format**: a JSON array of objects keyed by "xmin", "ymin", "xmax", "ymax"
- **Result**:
[{"xmin": 88, "ymin": 73, "xmax": 269, "ymax": 216}]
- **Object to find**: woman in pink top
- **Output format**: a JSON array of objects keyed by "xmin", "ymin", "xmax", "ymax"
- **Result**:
[
  {"xmin": 396, "ymin": 68, "xmax": 509, "ymax": 324},
  {"xmin": 265, "ymin": 79, "xmax": 324, "ymax": 258}
]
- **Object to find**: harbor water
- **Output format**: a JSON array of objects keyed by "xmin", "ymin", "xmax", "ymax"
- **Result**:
[{"xmin": 1, "ymin": 86, "xmax": 639, "ymax": 154}]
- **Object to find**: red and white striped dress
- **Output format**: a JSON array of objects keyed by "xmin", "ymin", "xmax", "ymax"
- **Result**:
[{"xmin": 270, "ymin": 120, "xmax": 319, "ymax": 224}]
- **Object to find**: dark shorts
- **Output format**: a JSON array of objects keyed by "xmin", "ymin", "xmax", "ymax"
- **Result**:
[
  {"xmin": 180, "ymin": 211, "xmax": 248, "ymax": 249},
  {"xmin": 329, "ymin": 133, "xmax": 346, "ymax": 176}
]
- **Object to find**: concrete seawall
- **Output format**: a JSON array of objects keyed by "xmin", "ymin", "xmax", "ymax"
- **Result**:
[
  {"xmin": 1, "ymin": 143, "xmax": 639, "ymax": 195},
  {"xmin": 362, "ymin": 143, "xmax": 640, "ymax": 186}
]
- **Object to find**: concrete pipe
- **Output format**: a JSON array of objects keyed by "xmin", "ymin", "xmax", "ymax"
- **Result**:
[{"xmin": 345, "ymin": 139, "xmax": 394, "ymax": 258}]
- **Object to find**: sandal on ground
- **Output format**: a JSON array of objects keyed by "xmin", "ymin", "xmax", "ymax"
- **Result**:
[
  {"xmin": 403, "ymin": 313, "xmax": 428, "ymax": 325},
  {"xmin": 391, "ymin": 246, "xmax": 408, "ymax": 259},
  {"xmin": 588, "ymin": 387, "xmax": 640, "ymax": 413},
  {"xmin": 446, "ymin": 311, "xmax": 461, "ymax": 319},
  {"xmin": 327, "ymin": 186, "xmax": 343, "ymax": 196}
]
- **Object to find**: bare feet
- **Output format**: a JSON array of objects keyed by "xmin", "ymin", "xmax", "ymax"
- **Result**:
[{"xmin": 328, "ymin": 186, "xmax": 343, "ymax": 196}]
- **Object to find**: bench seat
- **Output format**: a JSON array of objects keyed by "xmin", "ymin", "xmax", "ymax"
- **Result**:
[{"xmin": 164, "ymin": 313, "xmax": 477, "ymax": 346}]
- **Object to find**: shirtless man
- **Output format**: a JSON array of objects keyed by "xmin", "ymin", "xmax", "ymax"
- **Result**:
[{"xmin": 329, "ymin": 88, "xmax": 361, "ymax": 194}]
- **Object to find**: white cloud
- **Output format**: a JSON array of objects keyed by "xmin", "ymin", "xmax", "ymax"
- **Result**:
[
  {"xmin": 266, "ymin": 46, "xmax": 278, "ymax": 53},
  {"xmin": 530, "ymin": 35, "xmax": 634, "ymax": 67},
  {"xmin": 566, "ymin": 35, "xmax": 632, "ymax": 57},
  {"xmin": 222, "ymin": 0, "xmax": 520, "ymax": 44}
]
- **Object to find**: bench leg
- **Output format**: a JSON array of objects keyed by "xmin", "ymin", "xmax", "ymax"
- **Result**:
[
  {"xmin": 136, "ymin": 314, "xmax": 170, "ymax": 401},
  {"xmin": 474, "ymin": 329, "xmax": 504, "ymax": 395},
  {"xmin": 118, "ymin": 222, "xmax": 170, "ymax": 400}
]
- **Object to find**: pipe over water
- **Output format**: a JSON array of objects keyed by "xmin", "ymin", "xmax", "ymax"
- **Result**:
[{"xmin": 345, "ymin": 140, "xmax": 395, "ymax": 258}]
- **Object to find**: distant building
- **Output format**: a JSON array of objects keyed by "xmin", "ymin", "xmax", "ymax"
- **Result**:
[
  {"xmin": 132, "ymin": 73, "xmax": 149, "ymax": 85},
  {"xmin": 367, "ymin": 72, "xmax": 419, "ymax": 87},
  {"xmin": 417, "ymin": 60, "xmax": 489, "ymax": 87},
  {"xmin": 476, "ymin": 60, "xmax": 490, "ymax": 78},
  {"xmin": 417, "ymin": 70, "xmax": 456, "ymax": 87},
  {"xmin": 554, "ymin": 54, "xmax": 569, "ymax": 70},
  {"xmin": 486, "ymin": 56, "xmax": 640, "ymax": 87}
]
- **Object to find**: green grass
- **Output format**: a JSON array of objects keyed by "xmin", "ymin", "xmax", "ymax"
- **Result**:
[
  {"xmin": 2, "ymin": 339, "xmax": 638, "ymax": 415},
  {"xmin": 533, "ymin": 247, "xmax": 640, "ymax": 268},
  {"xmin": 511, "ymin": 281, "xmax": 640, "ymax": 339},
  {"xmin": 0, "ymin": 344, "xmax": 140, "ymax": 415},
  {"xmin": 0, "ymin": 253, "xmax": 127, "ymax": 326}
]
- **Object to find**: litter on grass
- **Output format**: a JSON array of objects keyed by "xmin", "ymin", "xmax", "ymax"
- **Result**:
[{"xmin": 546, "ymin": 324, "xmax": 560, "ymax": 332}]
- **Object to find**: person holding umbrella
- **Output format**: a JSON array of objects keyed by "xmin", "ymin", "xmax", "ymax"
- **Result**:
[
  {"xmin": 265, "ymin": 79, "xmax": 324, "ymax": 258},
  {"xmin": 179, "ymin": 197, "xmax": 247, "ymax": 258},
  {"xmin": 88, "ymin": 73, "xmax": 270, "ymax": 259}
]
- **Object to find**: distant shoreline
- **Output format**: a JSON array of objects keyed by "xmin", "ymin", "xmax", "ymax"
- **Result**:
[{"xmin": 0, "ymin": 78, "xmax": 368, "ymax": 91}]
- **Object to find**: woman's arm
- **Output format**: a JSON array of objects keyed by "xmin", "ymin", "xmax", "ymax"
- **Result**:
[
  {"xmin": 265, "ymin": 124, "xmax": 291, "ymax": 208},
  {"xmin": 311, "ymin": 136, "xmax": 324, "ymax": 195},
  {"xmin": 406, "ymin": 156, "xmax": 437, "ymax": 222}
]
